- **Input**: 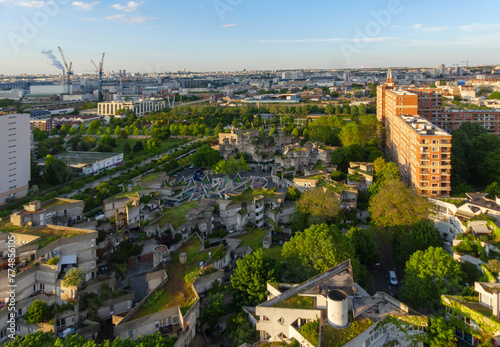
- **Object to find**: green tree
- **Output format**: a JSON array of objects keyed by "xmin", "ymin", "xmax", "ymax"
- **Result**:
[
  {"xmin": 285, "ymin": 187, "xmax": 302, "ymax": 201},
  {"xmin": 227, "ymin": 312, "xmax": 259, "ymax": 347},
  {"xmin": 347, "ymin": 227, "xmax": 379, "ymax": 267},
  {"xmin": 24, "ymin": 300, "xmax": 50, "ymax": 324},
  {"xmin": 292, "ymin": 127, "xmax": 300, "ymax": 137},
  {"xmin": 369, "ymin": 180, "xmax": 430, "ymax": 228},
  {"xmin": 394, "ymin": 220, "xmax": 443, "ymax": 266},
  {"xmin": 489, "ymin": 91, "xmax": 500, "ymax": 100},
  {"xmin": 62, "ymin": 267, "xmax": 85, "ymax": 287},
  {"xmin": 133, "ymin": 141, "xmax": 144, "ymax": 152},
  {"xmin": 282, "ymin": 224, "xmax": 355, "ymax": 282},
  {"xmin": 200, "ymin": 293, "xmax": 225, "ymax": 332},
  {"xmin": 45, "ymin": 159, "xmax": 72, "ymax": 185},
  {"xmin": 191, "ymin": 145, "xmax": 223, "ymax": 168},
  {"xmin": 400, "ymin": 247, "xmax": 462, "ymax": 309},
  {"xmin": 114, "ymin": 126, "xmax": 120, "ymax": 136},
  {"xmin": 331, "ymin": 144, "xmax": 366, "ymax": 172},
  {"xmin": 296, "ymin": 187, "xmax": 340, "ymax": 223},
  {"xmin": 213, "ymin": 157, "xmax": 249, "ymax": 176},
  {"xmin": 231, "ymin": 249, "xmax": 277, "ymax": 305},
  {"xmin": 427, "ymin": 316, "xmax": 457, "ymax": 347}
]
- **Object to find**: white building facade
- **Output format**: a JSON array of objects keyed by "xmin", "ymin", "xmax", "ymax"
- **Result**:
[{"xmin": 0, "ymin": 114, "xmax": 30, "ymax": 204}]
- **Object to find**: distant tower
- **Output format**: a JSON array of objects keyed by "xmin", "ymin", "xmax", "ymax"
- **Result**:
[{"xmin": 387, "ymin": 69, "xmax": 393, "ymax": 83}]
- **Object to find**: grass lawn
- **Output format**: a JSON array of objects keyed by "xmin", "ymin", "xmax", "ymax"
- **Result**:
[
  {"xmin": 262, "ymin": 246, "xmax": 285, "ymax": 262},
  {"xmin": 312, "ymin": 160, "xmax": 323, "ymax": 170},
  {"xmin": 234, "ymin": 229, "xmax": 285, "ymax": 262},
  {"xmin": 274, "ymin": 294, "xmax": 314, "ymax": 309},
  {"xmin": 229, "ymin": 188, "xmax": 277, "ymax": 203},
  {"xmin": 41, "ymin": 199, "xmax": 69, "ymax": 209},
  {"xmin": 16, "ymin": 226, "xmax": 88, "ymax": 249},
  {"xmin": 111, "ymin": 186, "xmax": 150, "ymax": 199},
  {"xmin": 132, "ymin": 237, "xmax": 209, "ymax": 319},
  {"xmin": 158, "ymin": 202, "xmax": 199, "ymax": 229},
  {"xmin": 235, "ymin": 228, "xmax": 268, "ymax": 250},
  {"xmin": 141, "ymin": 173, "xmax": 161, "ymax": 183},
  {"xmin": 323, "ymin": 318, "xmax": 373, "ymax": 347}
]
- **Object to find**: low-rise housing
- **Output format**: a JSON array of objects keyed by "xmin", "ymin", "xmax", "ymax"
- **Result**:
[
  {"xmin": 10, "ymin": 198, "xmax": 84, "ymax": 227},
  {"xmin": 253, "ymin": 259, "xmax": 427, "ymax": 346}
]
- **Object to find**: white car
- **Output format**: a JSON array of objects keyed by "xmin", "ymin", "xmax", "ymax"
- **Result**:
[
  {"xmin": 389, "ymin": 271, "xmax": 398, "ymax": 286},
  {"xmin": 95, "ymin": 213, "xmax": 105, "ymax": 221}
]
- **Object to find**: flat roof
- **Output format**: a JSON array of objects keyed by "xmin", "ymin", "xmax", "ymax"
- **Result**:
[
  {"xmin": 53, "ymin": 151, "xmax": 121, "ymax": 165},
  {"xmin": 400, "ymin": 115, "xmax": 451, "ymax": 137}
]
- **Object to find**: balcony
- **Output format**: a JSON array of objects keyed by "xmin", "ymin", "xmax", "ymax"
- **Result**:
[{"xmin": 255, "ymin": 204, "xmax": 264, "ymax": 214}]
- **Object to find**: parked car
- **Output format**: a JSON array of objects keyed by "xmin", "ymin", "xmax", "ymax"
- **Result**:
[{"xmin": 389, "ymin": 271, "xmax": 398, "ymax": 286}]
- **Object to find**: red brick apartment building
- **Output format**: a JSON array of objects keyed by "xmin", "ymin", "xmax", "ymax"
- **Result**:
[{"xmin": 377, "ymin": 71, "xmax": 452, "ymax": 197}]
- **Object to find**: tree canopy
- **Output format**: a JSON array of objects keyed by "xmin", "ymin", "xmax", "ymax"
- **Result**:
[
  {"xmin": 282, "ymin": 224, "xmax": 355, "ymax": 282},
  {"xmin": 296, "ymin": 187, "xmax": 340, "ymax": 223},
  {"xmin": 231, "ymin": 249, "xmax": 277, "ymax": 305},
  {"xmin": 191, "ymin": 145, "xmax": 223, "ymax": 168},
  {"xmin": 213, "ymin": 157, "xmax": 249, "ymax": 176},
  {"xmin": 400, "ymin": 247, "xmax": 462, "ymax": 309},
  {"xmin": 62, "ymin": 267, "xmax": 85, "ymax": 287},
  {"xmin": 369, "ymin": 180, "xmax": 430, "ymax": 228}
]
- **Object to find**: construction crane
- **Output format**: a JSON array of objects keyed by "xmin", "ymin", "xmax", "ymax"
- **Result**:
[
  {"xmin": 91, "ymin": 52, "xmax": 105, "ymax": 102},
  {"xmin": 58, "ymin": 46, "xmax": 73, "ymax": 94}
]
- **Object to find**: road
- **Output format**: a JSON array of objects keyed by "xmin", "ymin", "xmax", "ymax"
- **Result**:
[{"xmin": 368, "ymin": 234, "xmax": 400, "ymax": 297}]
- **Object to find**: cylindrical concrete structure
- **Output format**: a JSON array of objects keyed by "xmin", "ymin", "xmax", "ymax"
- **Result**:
[{"xmin": 327, "ymin": 289, "xmax": 348, "ymax": 328}]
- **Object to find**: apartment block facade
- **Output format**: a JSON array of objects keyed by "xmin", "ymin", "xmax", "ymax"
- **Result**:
[
  {"xmin": 0, "ymin": 114, "xmax": 30, "ymax": 204},
  {"xmin": 97, "ymin": 98, "xmax": 165, "ymax": 118},
  {"xmin": 377, "ymin": 72, "xmax": 452, "ymax": 197}
]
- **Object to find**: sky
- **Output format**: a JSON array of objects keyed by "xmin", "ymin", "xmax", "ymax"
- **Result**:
[{"xmin": 0, "ymin": 0, "xmax": 500, "ymax": 74}]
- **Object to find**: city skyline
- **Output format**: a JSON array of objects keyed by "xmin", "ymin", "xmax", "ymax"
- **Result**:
[{"xmin": 1, "ymin": 0, "xmax": 500, "ymax": 74}]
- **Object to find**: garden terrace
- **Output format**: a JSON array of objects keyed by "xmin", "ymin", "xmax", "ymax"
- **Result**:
[
  {"xmin": 41, "ymin": 198, "xmax": 72, "ymax": 209},
  {"xmin": 130, "ymin": 237, "xmax": 208, "ymax": 320},
  {"xmin": 141, "ymin": 173, "xmax": 162, "ymax": 183},
  {"xmin": 273, "ymin": 294, "xmax": 315, "ymax": 309},
  {"xmin": 15, "ymin": 226, "xmax": 88, "ymax": 249},
  {"xmin": 157, "ymin": 202, "xmax": 199, "ymax": 229},
  {"xmin": 323, "ymin": 317, "xmax": 373, "ymax": 347},
  {"xmin": 111, "ymin": 186, "xmax": 151, "ymax": 199},
  {"xmin": 229, "ymin": 188, "xmax": 277, "ymax": 203}
]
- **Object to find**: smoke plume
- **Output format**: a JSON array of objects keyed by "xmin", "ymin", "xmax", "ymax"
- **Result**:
[{"xmin": 41, "ymin": 50, "xmax": 64, "ymax": 70}]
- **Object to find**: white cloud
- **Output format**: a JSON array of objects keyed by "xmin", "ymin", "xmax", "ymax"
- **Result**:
[
  {"xmin": 16, "ymin": 0, "xmax": 46, "ymax": 8},
  {"xmin": 221, "ymin": 24, "xmax": 237, "ymax": 28},
  {"xmin": 111, "ymin": 1, "xmax": 143, "ymax": 12},
  {"xmin": 72, "ymin": 1, "xmax": 99, "ymax": 11},
  {"xmin": 460, "ymin": 23, "xmax": 500, "ymax": 32},
  {"xmin": 106, "ymin": 14, "xmax": 153, "ymax": 23},
  {"xmin": 412, "ymin": 24, "xmax": 448, "ymax": 32}
]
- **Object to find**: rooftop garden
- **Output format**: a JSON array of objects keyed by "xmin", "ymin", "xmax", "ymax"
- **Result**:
[
  {"xmin": 442, "ymin": 295, "xmax": 500, "ymax": 337},
  {"xmin": 141, "ymin": 173, "xmax": 162, "ymax": 183},
  {"xmin": 323, "ymin": 317, "xmax": 373, "ymax": 347},
  {"xmin": 274, "ymin": 294, "xmax": 314, "ymax": 309},
  {"xmin": 229, "ymin": 188, "xmax": 277, "ymax": 203},
  {"xmin": 41, "ymin": 198, "xmax": 70, "ymax": 209},
  {"xmin": 131, "ymin": 237, "xmax": 208, "ymax": 320},
  {"xmin": 299, "ymin": 321, "xmax": 319, "ymax": 347},
  {"xmin": 439, "ymin": 198, "xmax": 466, "ymax": 206},
  {"xmin": 112, "ymin": 186, "xmax": 150, "ymax": 199},
  {"xmin": 157, "ymin": 202, "xmax": 199, "ymax": 229},
  {"xmin": 16, "ymin": 226, "xmax": 88, "ymax": 249},
  {"xmin": 233, "ymin": 228, "xmax": 285, "ymax": 262},
  {"xmin": 312, "ymin": 161, "xmax": 323, "ymax": 170}
]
